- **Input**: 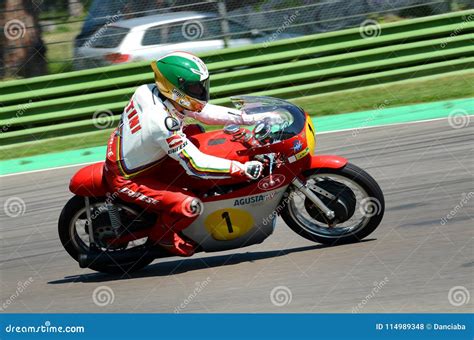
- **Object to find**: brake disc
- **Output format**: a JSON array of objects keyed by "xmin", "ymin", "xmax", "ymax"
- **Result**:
[{"xmin": 304, "ymin": 179, "xmax": 356, "ymax": 224}]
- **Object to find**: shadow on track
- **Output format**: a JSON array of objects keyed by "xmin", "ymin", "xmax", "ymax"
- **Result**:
[{"xmin": 49, "ymin": 240, "xmax": 374, "ymax": 284}]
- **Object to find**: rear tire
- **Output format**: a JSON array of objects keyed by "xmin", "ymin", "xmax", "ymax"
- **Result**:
[
  {"xmin": 58, "ymin": 195, "xmax": 154, "ymax": 275},
  {"xmin": 281, "ymin": 163, "xmax": 384, "ymax": 245}
]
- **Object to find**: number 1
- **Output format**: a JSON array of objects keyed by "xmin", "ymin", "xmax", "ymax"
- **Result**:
[{"xmin": 222, "ymin": 212, "xmax": 233, "ymax": 233}]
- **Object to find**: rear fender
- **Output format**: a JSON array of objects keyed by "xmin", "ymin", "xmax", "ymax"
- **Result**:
[{"xmin": 69, "ymin": 162, "xmax": 108, "ymax": 197}]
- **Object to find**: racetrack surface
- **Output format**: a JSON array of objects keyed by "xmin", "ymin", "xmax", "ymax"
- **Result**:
[{"xmin": 1, "ymin": 118, "xmax": 473, "ymax": 313}]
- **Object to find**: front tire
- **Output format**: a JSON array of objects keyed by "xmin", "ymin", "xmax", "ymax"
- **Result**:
[
  {"xmin": 58, "ymin": 195, "xmax": 154, "ymax": 274},
  {"xmin": 281, "ymin": 163, "xmax": 384, "ymax": 245}
]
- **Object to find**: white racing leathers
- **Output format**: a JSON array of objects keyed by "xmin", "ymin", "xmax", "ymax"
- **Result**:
[{"xmin": 117, "ymin": 84, "xmax": 269, "ymax": 179}]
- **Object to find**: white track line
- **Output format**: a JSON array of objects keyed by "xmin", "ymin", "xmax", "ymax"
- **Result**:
[
  {"xmin": 316, "ymin": 116, "xmax": 458, "ymax": 134},
  {"xmin": 0, "ymin": 161, "xmax": 99, "ymax": 178},
  {"xmin": 0, "ymin": 115, "xmax": 469, "ymax": 178}
]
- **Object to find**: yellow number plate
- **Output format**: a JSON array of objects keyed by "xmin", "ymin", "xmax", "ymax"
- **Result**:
[{"xmin": 204, "ymin": 208, "xmax": 254, "ymax": 241}]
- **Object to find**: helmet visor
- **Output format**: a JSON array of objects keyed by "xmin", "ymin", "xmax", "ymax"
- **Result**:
[{"xmin": 180, "ymin": 77, "xmax": 210, "ymax": 102}]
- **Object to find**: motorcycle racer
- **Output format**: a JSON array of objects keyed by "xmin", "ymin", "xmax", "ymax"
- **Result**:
[{"xmin": 104, "ymin": 51, "xmax": 277, "ymax": 257}]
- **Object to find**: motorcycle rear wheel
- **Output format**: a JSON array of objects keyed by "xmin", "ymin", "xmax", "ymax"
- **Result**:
[
  {"xmin": 281, "ymin": 163, "xmax": 385, "ymax": 245},
  {"xmin": 58, "ymin": 195, "xmax": 155, "ymax": 274}
]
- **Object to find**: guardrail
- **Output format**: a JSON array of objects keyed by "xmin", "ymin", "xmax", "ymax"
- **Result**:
[{"xmin": 1, "ymin": 10, "xmax": 473, "ymax": 145}]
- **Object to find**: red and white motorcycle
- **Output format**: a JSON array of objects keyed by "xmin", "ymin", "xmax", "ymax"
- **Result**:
[{"xmin": 58, "ymin": 96, "xmax": 385, "ymax": 274}]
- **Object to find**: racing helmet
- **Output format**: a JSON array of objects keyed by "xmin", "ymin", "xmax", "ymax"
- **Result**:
[{"xmin": 151, "ymin": 51, "xmax": 210, "ymax": 112}]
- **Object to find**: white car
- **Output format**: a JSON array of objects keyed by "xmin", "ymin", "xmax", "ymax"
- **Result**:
[{"xmin": 74, "ymin": 11, "xmax": 297, "ymax": 69}]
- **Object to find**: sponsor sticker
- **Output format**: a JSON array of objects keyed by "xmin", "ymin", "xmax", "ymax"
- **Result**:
[
  {"xmin": 168, "ymin": 141, "xmax": 188, "ymax": 154},
  {"xmin": 165, "ymin": 116, "xmax": 180, "ymax": 131},
  {"xmin": 288, "ymin": 146, "xmax": 310, "ymax": 163},
  {"xmin": 107, "ymin": 135, "xmax": 114, "ymax": 158},
  {"xmin": 258, "ymin": 174, "xmax": 286, "ymax": 191},
  {"xmin": 166, "ymin": 134, "xmax": 184, "ymax": 148},
  {"xmin": 118, "ymin": 187, "xmax": 158, "ymax": 205},
  {"xmin": 292, "ymin": 140, "xmax": 303, "ymax": 152},
  {"xmin": 172, "ymin": 88, "xmax": 185, "ymax": 98},
  {"xmin": 230, "ymin": 161, "xmax": 244, "ymax": 176},
  {"xmin": 178, "ymin": 98, "xmax": 191, "ymax": 107},
  {"xmin": 233, "ymin": 192, "xmax": 277, "ymax": 206}
]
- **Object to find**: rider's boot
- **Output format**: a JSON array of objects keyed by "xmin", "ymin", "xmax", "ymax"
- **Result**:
[
  {"xmin": 150, "ymin": 198, "xmax": 202, "ymax": 257},
  {"xmin": 153, "ymin": 219, "xmax": 196, "ymax": 257}
]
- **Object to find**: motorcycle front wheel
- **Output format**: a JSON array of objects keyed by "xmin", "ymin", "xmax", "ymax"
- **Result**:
[{"xmin": 281, "ymin": 163, "xmax": 385, "ymax": 245}]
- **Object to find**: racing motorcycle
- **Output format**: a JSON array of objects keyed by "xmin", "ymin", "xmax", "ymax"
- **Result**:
[{"xmin": 58, "ymin": 96, "xmax": 385, "ymax": 274}]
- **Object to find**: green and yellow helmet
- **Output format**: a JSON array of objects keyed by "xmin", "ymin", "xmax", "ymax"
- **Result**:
[{"xmin": 151, "ymin": 51, "xmax": 210, "ymax": 112}]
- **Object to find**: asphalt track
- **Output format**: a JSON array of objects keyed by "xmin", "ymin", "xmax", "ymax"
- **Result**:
[{"xmin": 1, "ymin": 117, "xmax": 472, "ymax": 313}]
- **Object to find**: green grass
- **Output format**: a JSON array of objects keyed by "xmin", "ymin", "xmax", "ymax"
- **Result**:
[
  {"xmin": 1, "ymin": 130, "xmax": 113, "ymax": 161},
  {"xmin": 1, "ymin": 71, "xmax": 473, "ymax": 161},
  {"xmin": 43, "ymin": 20, "xmax": 83, "ymax": 74},
  {"xmin": 293, "ymin": 71, "xmax": 474, "ymax": 116}
]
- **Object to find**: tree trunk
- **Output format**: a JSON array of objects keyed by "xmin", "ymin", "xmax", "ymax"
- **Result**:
[
  {"xmin": 1, "ymin": 0, "xmax": 47, "ymax": 79},
  {"xmin": 68, "ymin": 0, "xmax": 83, "ymax": 18}
]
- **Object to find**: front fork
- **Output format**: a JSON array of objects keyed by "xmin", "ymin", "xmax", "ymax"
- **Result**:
[
  {"xmin": 262, "ymin": 153, "xmax": 337, "ymax": 221},
  {"xmin": 84, "ymin": 197, "xmax": 96, "ymax": 246},
  {"xmin": 84, "ymin": 196, "xmax": 122, "ymax": 247},
  {"xmin": 291, "ymin": 177, "xmax": 336, "ymax": 220}
]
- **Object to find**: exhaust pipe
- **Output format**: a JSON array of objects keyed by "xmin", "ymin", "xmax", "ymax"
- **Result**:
[{"xmin": 78, "ymin": 247, "xmax": 169, "ymax": 268}]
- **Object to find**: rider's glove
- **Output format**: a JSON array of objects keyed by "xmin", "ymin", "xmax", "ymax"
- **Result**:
[
  {"xmin": 241, "ymin": 111, "xmax": 284, "ymax": 125},
  {"xmin": 230, "ymin": 161, "xmax": 263, "ymax": 180}
]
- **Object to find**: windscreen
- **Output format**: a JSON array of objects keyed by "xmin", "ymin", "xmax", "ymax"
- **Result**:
[{"xmin": 230, "ymin": 96, "xmax": 306, "ymax": 143}]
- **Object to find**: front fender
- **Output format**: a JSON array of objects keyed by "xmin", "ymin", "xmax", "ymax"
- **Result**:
[
  {"xmin": 69, "ymin": 162, "xmax": 108, "ymax": 197},
  {"xmin": 309, "ymin": 155, "xmax": 348, "ymax": 170}
]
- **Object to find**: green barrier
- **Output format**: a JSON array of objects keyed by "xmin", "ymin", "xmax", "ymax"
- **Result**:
[
  {"xmin": 2, "ymin": 22, "xmax": 469, "ymax": 106},
  {"xmin": 211, "ymin": 34, "xmax": 473, "ymax": 86},
  {"xmin": 212, "ymin": 47, "xmax": 473, "ymax": 97},
  {"xmin": 1, "ymin": 10, "xmax": 468, "ymax": 96},
  {"xmin": 212, "ymin": 58, "xmax": 474, "ymax": 105},
  {"xmin": 2, "ymin": 58, "xmax": 472, "ymax": 144},
  {"xmin": 0, "ymin": 10, "xmax": 473, "ymax": 145},
  {"xmin": 2, "ymin": 32, "xmax": 471, "ymax": 120},
  {"xmin": 1, "ymin": 10, "xmax": 472, "ymax": 104},
  {"xmin": 2, "ymin": 34, "xmax": 472, "ymax": 128}
]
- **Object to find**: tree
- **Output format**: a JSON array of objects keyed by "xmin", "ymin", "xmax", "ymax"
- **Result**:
[
  {"xmin": 68, "ymin": 0, "xmax": 83, "ymax": 17},
  {"xmin": 1, "ymin": 0, "xmax": 47, "ymax": 79}
]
